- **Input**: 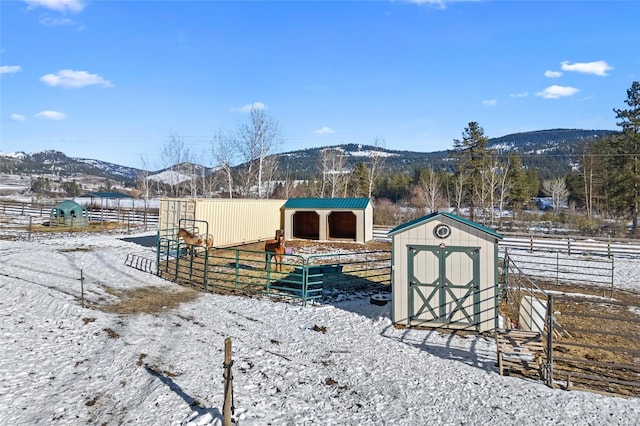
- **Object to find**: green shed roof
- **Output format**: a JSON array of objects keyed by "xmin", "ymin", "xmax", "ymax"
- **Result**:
[
  {"xmin": 283, "ymin": 197, "xmax": 371, "ymax": 210},
  {"xmin": 388, "ymin": 212, "xmax": 503, "ymax": 239},
  {"xmin": 52, "ymin": 200, "xmax": 86, "ymax": 211}
]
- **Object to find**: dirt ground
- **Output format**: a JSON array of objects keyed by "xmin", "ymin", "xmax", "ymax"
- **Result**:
[{"xmin": 503, "ymin": 280, "xmax": 640, "ymax": 396}]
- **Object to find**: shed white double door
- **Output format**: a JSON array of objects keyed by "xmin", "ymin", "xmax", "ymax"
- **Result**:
[{"xmin": 407, "ymin": 245, "xmax": 481, "ymax": 328}]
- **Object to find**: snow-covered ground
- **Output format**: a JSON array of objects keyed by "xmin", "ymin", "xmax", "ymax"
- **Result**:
[{"xmin": 1, "ymin": 231, "xmax": 639, "ymax": 425}]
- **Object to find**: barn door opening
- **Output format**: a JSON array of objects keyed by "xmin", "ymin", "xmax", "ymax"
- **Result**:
[
  {"xmin": 407, "ymin": 245, "xmax": 480, "ymax": 329},
  {"xmin": 293, "ymin": 211, "xmax": 320, "ymax": 240},
  {"xmin": 328, "ymin": 211, "xmax": 356, "ymax": 240}
]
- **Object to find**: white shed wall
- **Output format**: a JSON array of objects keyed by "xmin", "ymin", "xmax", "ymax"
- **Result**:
[{"xmin": 391, "ymin": 215, "xmax": 498, "ymax": 332}]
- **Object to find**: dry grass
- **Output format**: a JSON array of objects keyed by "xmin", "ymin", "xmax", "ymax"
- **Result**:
[
  {"xmin": 99, "ymin": 286, "xmax": 202, "ymax": 315},
  {"xmin": 28, "ymin": 221, "xmax": 131, "ymax": 233}
]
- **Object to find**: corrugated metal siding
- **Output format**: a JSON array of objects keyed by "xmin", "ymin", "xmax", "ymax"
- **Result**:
[
  {"xmin": 283, "ymin": 197, "xmax": 371, "ymax": 210},
  {"xmin": 160, "ymin": 198, "xmax": 286, "ymax": 247}
]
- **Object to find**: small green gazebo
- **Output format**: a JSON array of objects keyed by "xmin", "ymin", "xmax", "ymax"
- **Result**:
[{"xmin": 49, "ymin": 200, "xmax": 90, "ymax": 227}]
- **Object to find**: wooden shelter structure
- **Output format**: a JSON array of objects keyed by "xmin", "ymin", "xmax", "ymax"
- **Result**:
[{"xmin": 282, "ymin": 198, "xmax": 373, "ymax": 243}]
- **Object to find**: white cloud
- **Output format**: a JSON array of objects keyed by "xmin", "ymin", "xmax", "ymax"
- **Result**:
[
  {"xmin": 313, "ymin": 126, "xmax": 336, "ymax": 135},
  {"xmin": 10, "ymin": 114, "xmax": 27, "ymax": 122},
  {"xmin": 403, "ymin": 0, "xmax": 447, "ymax": 9},
  {"xmin": 509, "ymin": 92, "xmax": 529, "ymax": 98},
  {"xmin": 482, "ymin": 99, "xmax": 497, "ymax": 107},
  {"xmin": 561, "ymin": 60, "xmax": 613, "ymax": 77},
  {"xmin": 39, "ymin": 16, "xmax": 75, "ymax": 27},
  {"xmin": 0, "ymin": 65, "xmax": 22, "ymax": 75},
  {"xmin": 40, "ymin": 69, "xmax": 113, "ymax": 88},
  {"xmin": 36, "ymin": 110, "xmax": 68, "ymax": 120},
  {"xmin": 535, "ymin": 85, "xmax": 579, "ymax": 99},
  {"xmin": 233, "ymin": 102, "xmax": 267, "ymax": 113},
  {"xmin": 544, "ymin": 70, "xmax": 562, "ymax": 78},
  {"xmin": 23, "ymin": 0, "xmax": 86, "ymax": 13}
]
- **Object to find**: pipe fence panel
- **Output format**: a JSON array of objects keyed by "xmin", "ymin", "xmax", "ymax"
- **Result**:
[
  {"xmin": 156, "ymin": 229, "xmax": 391, "ymax": 304},
  {"xmin": 501, "ymin": 254, "xmax": 640, "ymax": 397}
]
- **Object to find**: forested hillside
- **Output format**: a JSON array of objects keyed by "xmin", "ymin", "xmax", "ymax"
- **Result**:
[{"xmin": 272, "ymin": 129, "xmax": 615, "ymax": 180}]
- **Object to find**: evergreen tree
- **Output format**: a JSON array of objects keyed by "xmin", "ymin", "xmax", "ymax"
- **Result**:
[
  {"xmin": 349, "ymin": 162, "xmax": 369, "ymax": 198},
  {"xmin": 450, "ymin": 122, "xmax": 493, "ymax": 221},
  {"xmin": 610, "ymin": 81, "xmax": 640, "ymax": 234},
  {"xmin": 505, "ymin": 153, "xmax": 528, "ymax": 211}
]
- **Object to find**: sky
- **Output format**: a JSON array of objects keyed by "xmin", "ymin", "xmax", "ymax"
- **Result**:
[
  {"xmin": 1, "ymin": 223, "xmax": 639, "ymax": 424},
  {"xmin": 1, "ymin": 0, "xmax": 639, "ymax": 169}
]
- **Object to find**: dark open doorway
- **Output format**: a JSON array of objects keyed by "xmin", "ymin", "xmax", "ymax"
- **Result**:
[
  {"xmin": 328, "ymin": 211, "xmax": 356, "ymax": 240},
  {"xmin": 293, "ymin": 211, "xmax": 320, "ymax": 240}
]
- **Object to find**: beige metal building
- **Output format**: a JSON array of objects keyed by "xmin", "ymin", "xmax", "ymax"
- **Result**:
[
  {"xmin": 282, "ymin": 198, "xmax": 373, "ymax": 243},
  {"xmin": 388, "ymin": 212, "xmax": 502, "ymax": 332},
  {"xmin": 159, "ymin": 198, "xmax": 286, "ymax": 247}
]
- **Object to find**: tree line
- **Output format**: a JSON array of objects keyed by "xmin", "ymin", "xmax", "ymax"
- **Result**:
[{"xmin": 140, "ymin": 82, "xmax": 639, "ymax": 236}]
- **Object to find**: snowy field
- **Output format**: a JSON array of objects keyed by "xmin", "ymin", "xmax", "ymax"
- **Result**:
[{"xmin": 1, "ymin": 231, "xmax": 639, "ymax": 425}]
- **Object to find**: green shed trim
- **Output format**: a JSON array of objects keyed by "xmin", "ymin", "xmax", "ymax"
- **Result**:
[
  {"xmin": 283, "ymin": 198, "xmax": 371, "ymax": 210},
  {"xmin": 388, "ymin": 212, "xmax": 503, "ymax": 240}
]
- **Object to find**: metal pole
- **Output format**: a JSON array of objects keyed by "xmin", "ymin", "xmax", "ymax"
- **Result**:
[{"xmin": 611, "ymin": 256, "xmax": 615, "ymax": 298}]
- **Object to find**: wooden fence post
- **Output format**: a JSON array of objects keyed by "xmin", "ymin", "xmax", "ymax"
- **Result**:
[
  {"xmin": 223, "ymin": 338, "xmax": 234, "ymax": 426},
  {"xmin": 545, "ymin": 294, "xmax": 554, "ymax": 387}
]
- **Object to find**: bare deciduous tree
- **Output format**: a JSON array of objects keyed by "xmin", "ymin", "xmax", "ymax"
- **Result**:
[
  {"xmin": 366, "ymin": 138, "xmax": 386, "ymax": 198},
  {"xmin": 211, "ymin": 130, "xmax": 236, "ymax": 198},
  {"xmin": 320, "ymin": 147, "xmax": 349, "ymax": 198},
  {"xmin": 543, "ymin": 177, "xmax": 570, "ymax": 212},
  {"xmin": 161, "ymin": 132, "xmax": 190, "ymax": 197},
  {"xmin": 236, "ymin": 106, "xmax": 280, "ymax": 198},
  {"xmin": 137, "ymin": 155, "xmax": 151, "ymax": 208}
]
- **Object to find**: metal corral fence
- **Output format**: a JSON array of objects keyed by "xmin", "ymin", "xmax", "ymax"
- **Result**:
[
  {"xmin": 502, "ymin": 248, "xmax": 614, "ymax": 293},
  {"xmin": 375, "ymin": 226, "xmax": 640, "ymax": 258},
  {"xmin": 156, "ymin": 227, "xmax": 391, "ymax": 304},
  {"xmin": 501, "ymin": 235, "xmax": 640, "ymax": 258},
  {"xmin": 500, "ymin": 254, "xmax": 640, "ymax": 397}
]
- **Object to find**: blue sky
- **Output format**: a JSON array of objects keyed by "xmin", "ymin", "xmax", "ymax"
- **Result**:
[{"xmin": 1, "ymin": 0, "xmax": 638, "ymax": 169}]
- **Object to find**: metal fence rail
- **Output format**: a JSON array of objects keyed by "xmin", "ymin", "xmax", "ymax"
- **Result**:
[
  {"xmin": 547, "ymin": 293, "xmax": 640, "ymax": 396},
  {"xmin": 501, "ymin": 236, "xmax": 640, "ymax": 258},
  {"xmin": 0, "ymin": 199, "xmax": 159, "ymax": 229},
  {"xmin": 501, "ymin": 254, "xmax": 640, "ymax": 396},
  {"xmin": 373, "ymin": 227, "xmax": 640, "ymax": 258},
  {"xmin": 504, "ymin": 249, "xmax": 614, "ymax": 291},
  {"xmin": 156, "ymin": 229, "xmax": 391, "ymax": 304}
]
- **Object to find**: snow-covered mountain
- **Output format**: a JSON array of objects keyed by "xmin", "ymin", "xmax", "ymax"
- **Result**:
[{"xmin": 0, "ymin": 150, "xmax": 142, "ymax": 183}]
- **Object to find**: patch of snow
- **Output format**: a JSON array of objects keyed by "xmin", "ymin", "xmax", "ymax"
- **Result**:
[
  {"xmin": 0, "ymin": 232, "xmax": 639, "ymax": 424},
  {"xmin": 148, "ymin": 170, "xmax": 192, "ymax": 184}
]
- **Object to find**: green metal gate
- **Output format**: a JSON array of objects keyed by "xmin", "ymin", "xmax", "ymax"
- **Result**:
[{"xmin": 407, "ymin": 245, "xmax": 480, "ymax": 328}]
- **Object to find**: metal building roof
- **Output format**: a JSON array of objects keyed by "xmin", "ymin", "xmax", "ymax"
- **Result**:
[
  {"xmin": 283, "ymin": 197, "xmax": 371, "ymax": 210},
  {"xmin": 83, "ymin": 192, "xmax": 132, "ymax": 199},
  {"xmin": 52, "ymin": 200, "xmax": 86, "ymax": 211},
  {"xmin": 388, "ymin": 212, "xmax": 503, "ymax": 239}
]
